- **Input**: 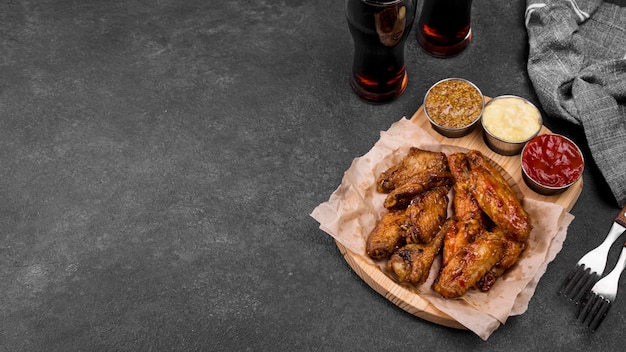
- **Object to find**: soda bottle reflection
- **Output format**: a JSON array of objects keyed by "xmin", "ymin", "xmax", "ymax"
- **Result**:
[
  {"xmin": 346, "ymin": 0, "xmax": 417, "ymax": 104},
  {"xmin": 416, "ymin": 0, "xmax": 473, "ymax": 58}
]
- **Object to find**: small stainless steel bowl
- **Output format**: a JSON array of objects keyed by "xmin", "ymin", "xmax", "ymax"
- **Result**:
[
  {"xmin": 423, "ymin": 78, "xmax": 484, "ymax": 138},
  {"xmin": 521, "ymin": 134, "xmax": 585, "ymax": 195},
  {"xmin": 481, "ymin": 95, "xmax": 543, "ymax": 156}
]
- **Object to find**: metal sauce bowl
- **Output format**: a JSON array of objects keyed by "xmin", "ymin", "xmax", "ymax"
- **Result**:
[
  {"xmin": 521, "ymin": 134, "xmax": 585, "ymax": 195},
  {"xmin": 423, "ymin": 78, "xmax": 484, "ymax": 138},
  {"xmin": 481, "ymin": 95, "xmax": 542, "ymax": 156}
]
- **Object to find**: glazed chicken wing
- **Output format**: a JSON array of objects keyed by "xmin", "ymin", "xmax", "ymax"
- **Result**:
[
  {"xmin": 477, "ymin": 237, "xmax": 526, "ymax": 291},
  {"xmin": 447, "ymin": 153, "xmax": 485, "ymax": 223},
  {"xmin": 469, "ymin": 165, "xmax": 532, "ymax": 243},
  {"xmin": 433, "ymin": 230, "xmax": 505, "ymax": 298},
  {"xmin": 366, "ymin": 210, "xmax": 409, "ymax": 260},
  {"xmin": 406, "ymin": 186, "xmax": 450, "ymax": 244},
  {"xmin": 496, "ymin": 238, "xmax": 527, "ymax": 270},
  {"xmin": 387, "ymin": 219, "xmax": 450, "ymax": 285},
  {"xmin": 466, "ymin": 150, "xmax": 531, "ymax": 242},
  {"xmin": 441, "ymin": 218, "xmax": 482, "ymax": 268},
  {"xmin": 467, "ymin": 150, "xmax": 510, "ymax": 189}
]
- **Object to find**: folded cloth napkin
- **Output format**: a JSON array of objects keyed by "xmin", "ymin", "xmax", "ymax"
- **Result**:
[{"xmin": 525, "ymin": 0, "xmax": 626, "ymax": 206}]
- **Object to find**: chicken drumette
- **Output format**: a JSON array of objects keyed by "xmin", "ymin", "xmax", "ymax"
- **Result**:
[{"xmin": 387, "ymin": 219, "xmax": 451, "ymax": 285}]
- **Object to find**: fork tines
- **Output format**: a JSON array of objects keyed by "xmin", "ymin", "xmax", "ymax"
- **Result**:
[
  {"xmin": 559, "ymin": 265, "xmax": 600, "ymax": 303},
  {"xmin": 576, "ymin": 243, "xmax": 626, "ymax": 331},
  {"xmin": 558, "ymin": 215, "xmax": 626, "ymax": 303},
  {"xmin": 577, "ymin": 292, "xmax": 612, "ymax": 331}
]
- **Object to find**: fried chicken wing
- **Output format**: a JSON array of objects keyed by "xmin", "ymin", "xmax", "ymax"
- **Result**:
[
  {"xmin": 433, "ymin": 231, "xmax": 505, "ymax": 298},
  {"xmin": 466, "ymin": 150, "xmax": 531, "ymax": 242},
  {"xmin": 467, "ymin": 150, "xmax": 510, "ymax": 189},
  {"xmin": 441, "ymin": 218, "xmax": 482, "ymax": 268},
  {"xmin": 387, "ymin": 219, "xmax": 450, "ymax": 285},
  {"xmin": 469, "ymin": 165, "xmax": 532, "ymax": 243},
  {"xmin": 447, "ymin": 153, "xmax": 485, "ymax": 223},
  {"xmin": 366, "ymin": 210, "xmax": 409, "ymax": 260},
  {"xmin": 377, "ymin": 147, "xmax": 451, "ymax": 193},
  {"xmin": 405, "ymin": 186, "xmax": 450, "ymax": 244},
  {"xmin": 383, "ymin": 175, "xmax": 452, "ymax": 210},
  {"xmin": 496, "ymin": 238, "xmax": 527, "ymax": 270},
  {"xmin": 477, "ymin": 237, "xmax": 527, "ymax": 291}
]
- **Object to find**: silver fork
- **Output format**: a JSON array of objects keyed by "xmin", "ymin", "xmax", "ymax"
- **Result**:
[
  {"xmin": 559, "ymin": 204, "xmax": 626, "ymax": 302},
  {"xmin": 577, "ymin": 242, "xmax": 626, "ymax": 331}
]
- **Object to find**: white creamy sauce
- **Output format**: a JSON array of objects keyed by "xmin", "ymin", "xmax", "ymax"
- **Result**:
[{"xmin": 482, "ymin": 97, "xmax": 541, "ymax": 142}]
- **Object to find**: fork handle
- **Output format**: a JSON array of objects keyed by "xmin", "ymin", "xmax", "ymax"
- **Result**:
[
  {"xmin": 602, "ymin": 222, "xmax": 626, "ymax": 248},
  {"xmin": 578, "ymin": 222, "xmax": 626, "ymax": 272},
  {"xmin": 615, "ymin": 204, "xmax": 626, "ymax": 228},
  {"xmin": 601, "ymin": 243, "xmax": 626, "ymax": 293}
]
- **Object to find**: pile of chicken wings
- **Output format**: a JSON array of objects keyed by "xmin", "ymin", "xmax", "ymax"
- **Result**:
[{"xmin": 366, "ymin": 147, "xmax": 532, "ymax": 298}]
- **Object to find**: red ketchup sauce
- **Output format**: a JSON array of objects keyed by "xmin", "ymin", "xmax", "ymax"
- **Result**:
[{"xmin": 522, "ymin": 134, "xmax": 584, "ymax": 187}]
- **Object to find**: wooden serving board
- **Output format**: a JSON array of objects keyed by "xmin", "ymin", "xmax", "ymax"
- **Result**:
[{"xmin": 336, "ymin": 99, "xmax": 583, "ymax": 329}]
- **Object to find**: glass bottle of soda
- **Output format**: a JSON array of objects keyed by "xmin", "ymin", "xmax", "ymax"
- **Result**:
[
  {"xmin": 346, "ymin": 0, "xmax": 418, "ymax": 103},
  {"xmin": 416, "ymin": 0, "xmax": 473, "ymax": 58}
]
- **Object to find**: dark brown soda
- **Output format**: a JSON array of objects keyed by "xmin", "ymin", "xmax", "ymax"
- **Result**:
[
  {"xmin": 346, "ymin": 0, "xmax": 416, "ymax": 103},
  {"xmin": 416, "ymin": 0, "xmax": 472, "ymax": 58}
]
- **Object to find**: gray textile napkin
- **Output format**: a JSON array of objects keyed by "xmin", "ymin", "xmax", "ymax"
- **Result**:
[{"xmin": 525, "ymin": 0, "xmax": 626, "ymax": 206}]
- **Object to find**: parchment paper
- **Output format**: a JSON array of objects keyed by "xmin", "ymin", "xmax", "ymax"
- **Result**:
[{"xmin": 310, "ymin": 118, "xmax": 574, "ymax": 340}]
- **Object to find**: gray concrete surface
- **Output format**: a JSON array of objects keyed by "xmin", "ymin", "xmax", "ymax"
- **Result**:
[{"xmin": 1, "ymin": 0, "xmax": 625, "ymax": 351}]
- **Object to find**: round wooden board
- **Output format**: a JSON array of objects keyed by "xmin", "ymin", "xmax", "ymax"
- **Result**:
[{"xmin": 338, "ymin": 98, "xmax": 583, "ymax": 329}]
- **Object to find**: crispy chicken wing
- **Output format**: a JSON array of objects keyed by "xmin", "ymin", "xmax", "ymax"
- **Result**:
[
  {"xmin": 383, "ymin": 175, "xmax": 452, "ymax": 210},
  {"xmin": 387, "ymin": 219, "xmax": 451, "ymax": 285},
  {"xmin": 366, "ymin": 210, "xmax": 409, "ymax": 260},
  {"xmin": 433, "ymin": 230, "xmax": 505, "ymax": 298},
  {"xmin": 377, "ymin": 147, "xmax": 452, "ymax": 194},
  {"xmin": 406, "ymin": 186, "xmax": 450, "ymax": 244}
]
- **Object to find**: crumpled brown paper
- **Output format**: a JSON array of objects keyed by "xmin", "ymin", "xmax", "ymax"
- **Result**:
[{"xmin": 310, "ymin": 118, "xmax": 574, "ymax": 340}]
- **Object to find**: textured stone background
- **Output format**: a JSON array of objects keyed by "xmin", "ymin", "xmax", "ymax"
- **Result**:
[{"xmin": 1, "ymin": 0, "xmax": 625, "ymax": 351}]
